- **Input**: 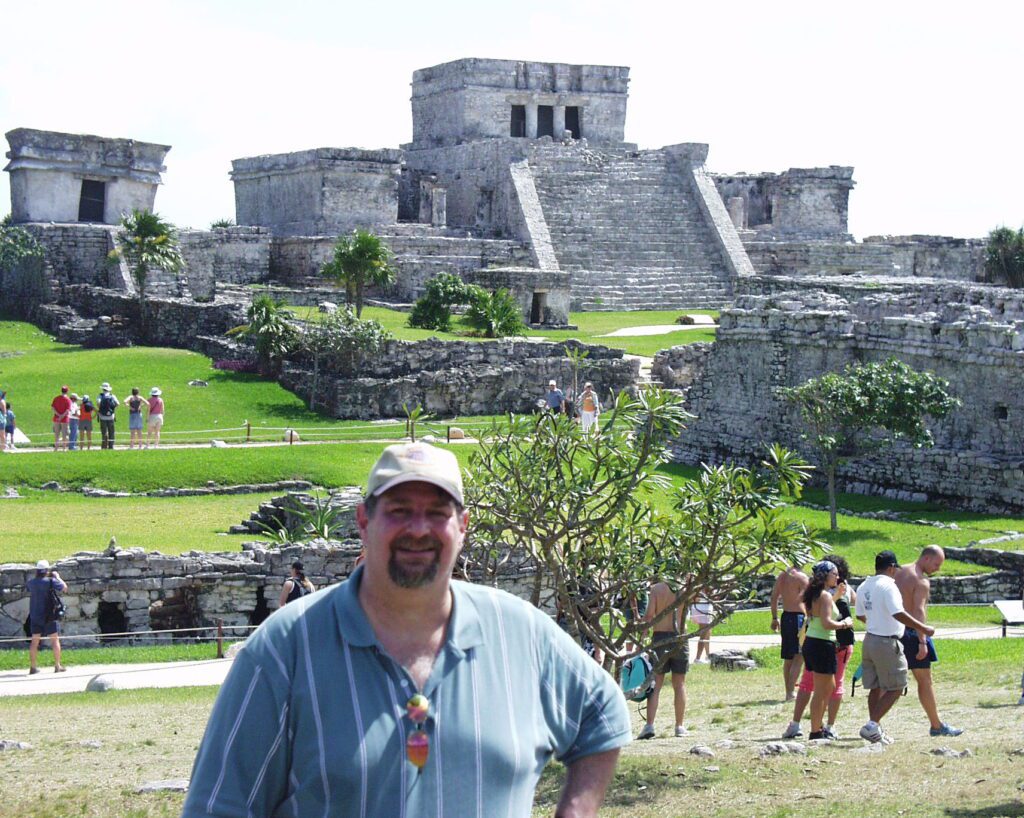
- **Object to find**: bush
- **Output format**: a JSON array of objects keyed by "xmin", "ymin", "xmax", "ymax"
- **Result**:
[
  {"xmin": 984, "ymin": 226, "xmax": 1024, "ymax": 288},
  {"xmin": 0, "ymin": 218, "xmax": 44, "ymax": 270},
  {"xmin": 408, "ymin": 273, "xmax": 472, "ymax": 331},
  {"xmin": 210, "ymin": 219, "xmax": 235, "ymax": 230},
  {"xmin": 464, "ymin": 286, "xmax": 526, "ymax": 338}
]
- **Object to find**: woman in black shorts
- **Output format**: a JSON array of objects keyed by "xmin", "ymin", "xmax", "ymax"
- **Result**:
[{"xmin": 801, "ymin": 560, "xmax": 854, "ymax": 740}]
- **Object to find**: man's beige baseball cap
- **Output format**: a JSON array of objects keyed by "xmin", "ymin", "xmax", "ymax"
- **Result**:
[{"xmin": 366, "ymin": 442, "xmax": 464, "ymax": 506}]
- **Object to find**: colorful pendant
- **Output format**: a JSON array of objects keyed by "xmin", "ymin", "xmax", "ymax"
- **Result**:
[
  {"xmin": 406, "ymin": 729, "xmax": 429, "ymax": 769},
  {"xmin": 406, "ymin": 693, "xmax": 429, "ymax": 724}
]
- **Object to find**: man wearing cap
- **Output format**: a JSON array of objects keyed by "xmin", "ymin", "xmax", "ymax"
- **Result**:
[
  {"xmin": 855, "ymin": 550, "xmax": 935, "ymax": 744},
  {"xmin": 51, "ymin": 385, "xmax": 72, "ymax": 451},
  {"xmin": 27, "ymin": 560, "xmax": 67, "ymax": 674},
  {"xmin": 578, "ymin": 382, "xmax": 601, "ymax": 433},
  {"xmin": 544, "ymin": 378, "xmax": 566, "ymax": 414},
  {"xmin": 97, "ymin": 383, "xmax": 119, "ymax": 449},
  {"xmin": 182, "ymin": 442, "xmax": 631, "ymax": 818},
  {"xmin": 895, "ymin": 546, "xmax": 963, "ymax": 737}
]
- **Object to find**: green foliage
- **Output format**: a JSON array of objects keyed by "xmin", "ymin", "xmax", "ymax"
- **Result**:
[
  {"xmin": 109, "ymin": 209, "xmax": 184, "ymax": 304},
  {"xmin": 984, "ymin": 226, "xmax": 1024, "ymax": 288},
  {"xmin": 403, "ymin": 402, "xmax": 434, "ymax": 442},
  {"xmin": 0, "ymin": 219, "xmax": 44, "ymax": 270},
  {"xmin": 408, "ymin": 273, "xmax": 473, "ymax": 331},
  {"xmin": 781, "ymin": 358, "xmax": 960, "ymax": 530},
  {"xmin": 463, "ymin": 286, "xmax": 526, "ymax": 338},
  {"xmin": 239, "ymin": 294, "xmax": 298, "ymax": 375},
  {"xmin": 255, "ymin": 491, "xmax": 350, "ymax": 543},
  {"xmin": 465, "ymin": 388, "xmax": 818, "ymax": 669},
  {"xmin": 321, "ymin": 229, "xmax": 396, "ymax": 318},
  {"xmin": 209, "ymin": 218, "xmax": 235, "ymax": 229}
]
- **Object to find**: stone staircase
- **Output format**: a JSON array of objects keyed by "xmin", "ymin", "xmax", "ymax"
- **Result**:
[{"xmin": 529, "ymin": 146, "xmax": 735, "ymax": 310}]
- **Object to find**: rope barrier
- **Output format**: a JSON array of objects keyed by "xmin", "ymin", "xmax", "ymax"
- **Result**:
[{"xmin": 0, "ymin": 623, "xmax": 258, "ymax": 646}]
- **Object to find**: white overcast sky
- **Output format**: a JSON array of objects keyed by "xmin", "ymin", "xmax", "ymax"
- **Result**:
[{"xmin": 1, "ymin": 0, "xmax": 1020, "ymax": 239}]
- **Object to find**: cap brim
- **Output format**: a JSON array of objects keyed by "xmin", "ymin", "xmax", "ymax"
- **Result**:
[{"xmin": 371, "ymin": 474, "xmax": 463, "ymax": 506}]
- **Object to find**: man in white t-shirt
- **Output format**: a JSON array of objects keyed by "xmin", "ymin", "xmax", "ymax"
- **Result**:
[{"xmin": 854, "ymin": 550, "xmax": 935, "ymax": 744}]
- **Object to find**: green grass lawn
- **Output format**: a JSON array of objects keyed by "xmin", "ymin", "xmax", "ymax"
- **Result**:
[
  {"xmin": 0, "ymin": 642, "xmax": 228, "ymax": 670},
  {"xmin": 0, "ymin": 319, "xmax": 502, "ymax": 444},
  {"xmin": 4, "ymin": 637, "xmax": 1024, "ymax": 817},
  {"xmin": 292, "ymin": 305, "xmax": 719, "ymax": 357}
]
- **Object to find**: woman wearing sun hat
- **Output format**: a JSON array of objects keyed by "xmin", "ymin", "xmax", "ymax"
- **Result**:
[{"xmin": 146, "ymin": 387, "xmax": 165, "ymax": 448}]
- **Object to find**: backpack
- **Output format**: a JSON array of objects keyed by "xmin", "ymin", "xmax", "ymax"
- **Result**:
[
  {"xmin": 619, "ymin": 652, "xmax": 656, "ymax": 702},
  {"xmin": 44, "ymin": 579, "xmax": 66, "ymax": 623},
  {"xmin": 82, "ymin": 398, "xmax": 94, "ymax": 413},
  {"xmin": 99, "ymin": 394, "xmax": 116, "ymax": 416}
]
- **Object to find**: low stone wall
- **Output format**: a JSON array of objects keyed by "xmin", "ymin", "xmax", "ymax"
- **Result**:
[
  {"xmin": 652, "ymin": 342, "xmax": 714, "ymax": 390},
  {"xmin": 280, "ymin": 338, "xmax": 639, "ymax": 419}
]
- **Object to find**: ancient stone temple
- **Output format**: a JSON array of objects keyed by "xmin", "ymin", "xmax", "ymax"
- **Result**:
[{"xmin": 4, "ymin": 128, "xmax": 170, "ymax": 225}]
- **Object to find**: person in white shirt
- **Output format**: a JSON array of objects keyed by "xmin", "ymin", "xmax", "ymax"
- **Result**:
[{"xmin": 854, "ymin": 550, "xmax": 934, "ymax": 744}]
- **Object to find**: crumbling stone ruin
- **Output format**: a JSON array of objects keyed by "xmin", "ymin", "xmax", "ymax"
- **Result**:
[{"xmin": 1, "ymin": 56, "xmax": 1021, "ymax": 514}]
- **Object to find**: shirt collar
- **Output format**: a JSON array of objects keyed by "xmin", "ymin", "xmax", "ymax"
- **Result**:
[{"xmin": 333, "ymin": 565, "xmax": 485, "ymax": 651}]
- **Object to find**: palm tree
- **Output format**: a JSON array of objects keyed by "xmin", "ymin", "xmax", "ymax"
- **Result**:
[
  {"xmin": 241, "ymin": 294, "xmax": 297, "ymax": 376},
  {"xmin": 321, "ymin": 229, "xmax": 396, "ymax": 318},
  {"xmin": 111, "ymin": 209, "xmax": 184, "ymax": 332}
]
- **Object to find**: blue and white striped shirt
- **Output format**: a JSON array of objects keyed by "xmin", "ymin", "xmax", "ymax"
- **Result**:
[{"xmin": 181, "ymin": 566, "xmax": 631, "ymax": 817}]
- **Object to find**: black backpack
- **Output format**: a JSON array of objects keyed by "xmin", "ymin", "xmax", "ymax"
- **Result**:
[
  {"xmin": 44, "ymin": 579, "xmax": 66, "ymax": 623},
  {"xmin": 99, "ymin": 394, "xmax": 116, "ymax": 416},
  {"xmin": 82, "ymin": 398, "xmax": 95, "ymax": 413}
]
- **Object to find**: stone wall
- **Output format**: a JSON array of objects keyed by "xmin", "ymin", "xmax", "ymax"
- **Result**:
[
  {"xmin": 280, "ymin": 338, "xmax": 639, "ymax": 419},
  {"xmin": 410, "ymin": 58, "xmax": 630, "ymax": 148},
  {"xmin": 231, "ymin": 148, "xmax": 403, "ymax": 236},
  {"xmin": 22, "ymin": 223, "xmax": 120, "ymax": 288},
  {"xmin": 177, "ymin": 227, "xmax": 272, "ymax": 300},
  {"xmin": 742, "ymin": 235, "xmax": 986, "ymax": 282},
  {"xmin": 651, "ymin": 342, "xmax": 714, "ymax": 390},
  {"xmin": 672, "ymin": 287, "xmax": 1024, "ymax": 513}
]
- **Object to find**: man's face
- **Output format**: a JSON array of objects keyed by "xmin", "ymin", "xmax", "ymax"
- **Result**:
[
  {"xmin": 923, "ymin": 553, "xmax": 945, "ymax": 576},
  {"xmin": 357, "ymin": 481, "xmax": 468, "ymax": 590}
]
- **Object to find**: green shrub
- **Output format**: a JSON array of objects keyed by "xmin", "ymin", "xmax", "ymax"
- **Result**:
[
  {"xmin": 985, "ymin": 226, "xmax": 1024, "ymax": 288},
  {"xmin": 0, "ymin": 218, "xmax": 44, "ymax": 270},
  {"xmin": 210, "ymin": 218, "xmax": 235, "ymax": 229},
  {"xmin": 464, "ymin": 286, "xmax": 526, "ymax": 338},
  {"xmin": 408, "ymin": 273, "xmax": 472, "ymax": 331}
]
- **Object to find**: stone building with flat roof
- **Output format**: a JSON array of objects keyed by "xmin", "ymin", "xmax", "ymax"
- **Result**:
[{"xmin": 4, "ymin": 128, "xmax": 169, "ymax": 224}]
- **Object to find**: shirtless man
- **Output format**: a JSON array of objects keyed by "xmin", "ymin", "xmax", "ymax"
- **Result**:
[
  {"xmin": 894, "ymin": 545, "xmax": 963, "ymax": 737},
  {"xmin": 637, "ymin": 579, "xmax": 689, "ymax": 739},
  {"xmin": 771, "ymin": 563, "xmax": 809, "ymax": 701}
]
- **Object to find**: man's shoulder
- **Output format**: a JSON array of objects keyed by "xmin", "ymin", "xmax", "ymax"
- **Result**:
[
  {"xmin": 245, "ymin": 582, "xmax": 343, "ymax": 658},
  {"xmin": 453, "ymin": 580, "xmax": 540, "ymax": 622}
]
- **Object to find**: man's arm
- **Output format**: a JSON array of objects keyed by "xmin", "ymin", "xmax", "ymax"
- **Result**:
[
  {"xmin": 769, "ymin": 574, "xmax": 783, "ymax": 632},
  {"xmin": 556, "ymin": 748, "xmax": 621, "ymax": 818},
  {"xmin": 894, "ymin": 611, "xmax": 934, "ymax": 637}
]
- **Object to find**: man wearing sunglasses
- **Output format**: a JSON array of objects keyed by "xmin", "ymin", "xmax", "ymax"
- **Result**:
[{"xmin": 183, "ymin": 441, "xmax": 631, "ymax": 817}]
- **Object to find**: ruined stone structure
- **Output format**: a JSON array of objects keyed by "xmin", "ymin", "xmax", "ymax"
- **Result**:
[
  {"xmin": 671, "ymin": 284, "xmax": 1024, "ymax": 513},
  {"xmin": 4, "ymin": 128, "xmax": 169, "ymax": 224}
]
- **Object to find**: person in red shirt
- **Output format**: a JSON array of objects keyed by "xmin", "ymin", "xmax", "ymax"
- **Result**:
[
  {"xmin": 51, "ymin": 386, "xmax": 72, "ymax": 451},
  {"xmin": 146, "ymin": 387, "xmax": 165, "ymax": 448}
]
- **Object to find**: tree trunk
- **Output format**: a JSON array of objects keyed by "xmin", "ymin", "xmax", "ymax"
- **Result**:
[
  {"xmin": 355, "ymin": 281, "xmax": 364, "ymax": 318},
  {"xmin": 827, "ymin": 461, "xmax": 838, "ymax": 531}
]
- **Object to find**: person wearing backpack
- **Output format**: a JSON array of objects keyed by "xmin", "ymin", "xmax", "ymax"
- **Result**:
[
  {"xmin": 27, "ymin": 560, "xmax": 67, "ymax": 674},
  {"xmin": 5, "ymin": 401, "xmax": 16, "ymax": 450},
  {"xmin": 79, "ymin": 394, "xmax": 95, "ymax": 450},
  {"xmin": 279, "ymin": 560, "xmax": 315, "ymax": 607},
  {"xmin": 98, "ymin": 382, "xmax": 119, "ymax": 449}
]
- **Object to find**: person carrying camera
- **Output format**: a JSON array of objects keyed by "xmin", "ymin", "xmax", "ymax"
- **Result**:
[{"xmin": 27, "ymin": 560, "xmax": 67, "ymax": 674}]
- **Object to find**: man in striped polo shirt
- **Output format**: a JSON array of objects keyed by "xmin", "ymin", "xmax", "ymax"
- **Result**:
[{"xmin": 182, "ymin": 442, "xmax": 631, "ymax": 817}]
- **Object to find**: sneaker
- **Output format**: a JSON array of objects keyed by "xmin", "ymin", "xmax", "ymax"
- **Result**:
[
  {"xmin": 823, "ymin": 725, "xmax": 839, "ymax": 740},
  {"xmin": 929, "ymin": 723, "xmax": 963, "ymax": 737},
  {"xmin": 859, "ymin": 723, "xmax": 883, "ymax": 743},
  {"xmin": 55, "ymin": 665, "xmax": 67, "ymax": 673},
  {"xmin": 782, "ymin": 721, "xmax": 803, "ymax": 739},
  {"xmin": 674, "ymin": 726, "xmax": 689, "ymax": 737},
  {"xmin": 880, "ymin": 731, "xmax": 895, "ymax": 745},
  {"xmin": 29, "ymin": 668, "xmax": 39, "ymax": 675},
  {"xmin": 637, "ymin": 724, "xmax": 656, "ymax": 740},
  {"xmin": 808, "ymin": 730, "xmax": 831, "ymax": 741}
]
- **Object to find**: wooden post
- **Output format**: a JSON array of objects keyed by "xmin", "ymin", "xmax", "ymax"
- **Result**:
[
  {"xmin": 216, "ymin": 619, "xmax": 224, "ymax": 658},
  {"xmin": 447, "ymin": 425, "xmax": 451, "ymax": 443},
  {"xmin": 246, "ymin": 420, "xmax": 251, "ymax": 443}
]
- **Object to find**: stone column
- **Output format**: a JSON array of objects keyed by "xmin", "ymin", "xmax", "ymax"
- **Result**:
[
  {"xmin": 726, "ymin": 196, "xmax": 747, "ymax": 230},
  {"xmin": 553, "ymin": 105, "xmax": 566, "ymax": 139},
  {"xmin": 431, "ymin": 188, "xmax": 447, "ymax": 227},
  {"xmin": 525, "ymin": 104, "xmax": 538, "ymax": 139}
]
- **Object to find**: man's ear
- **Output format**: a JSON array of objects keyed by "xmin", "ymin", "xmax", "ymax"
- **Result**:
[{"xmin": 356, "ymin": 503, "xmax": 370, "ymax": 537}]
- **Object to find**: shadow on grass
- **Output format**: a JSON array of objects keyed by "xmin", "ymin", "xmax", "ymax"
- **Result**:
[
  {"xmin": 536, "ymin": 758, "xmax": 716, "ymax": 810},
  {"xmin": 945, "ymin": 805, "xmax": 1024, "ymax": 817},
  {"xmin": 817, "ymin": 528, "xmax": 890, "ymax": 546}
]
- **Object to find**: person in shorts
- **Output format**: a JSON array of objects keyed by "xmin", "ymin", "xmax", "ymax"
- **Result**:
[
  {"xmin": 51, "ymin": 385, "xmax": 72, "ymax": 450},
  {"xmin": 126, "ymin": 387, "xmax": 145, "ymax": 449},
  {"xmin": 855, "ymin": 550, "xmax": 934, "ymax": 744},
  {"xmin": 79, "ymin": 395, "xmax": 94, "ymax": 450},
  {"xmin": 690, "ymin": 595, "xmax": 714, "ymax": 664},
  {"xmin": 895, "ymin": 546, "xmax": 963, "ymax": 737},
  {"xmin": 771, "ymin": 562, "xmax": 809, "ymax": 700},
  {"xmin": 146, "ymin": 387, "xmax": 164, "ymax": 448},
  {"xmin": 637, "ymin": 579, "xmax": 690, "ymax": 739},
  {"xmin": 27, "ymin": 560, "xmax": 67, "ymax": 674},
  {"xmin": 4, "ymin": 401, "xmax": 15, "ymax": 449}
]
